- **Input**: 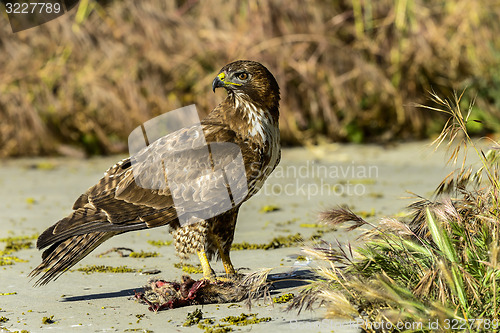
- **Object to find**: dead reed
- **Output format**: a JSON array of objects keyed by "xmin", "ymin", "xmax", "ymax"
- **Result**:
[
  {"xmin": 1, "ymin": 0, "xmax": 500, "ymax": 156},
  {"xmin": 289, "ymin": 91, "xmax": 500, "ymax": 331}
]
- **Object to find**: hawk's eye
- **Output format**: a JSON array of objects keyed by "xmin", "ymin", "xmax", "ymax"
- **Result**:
[{"xmin": 237, "ymin": 72, "xmax": 249, "ymax": 81}]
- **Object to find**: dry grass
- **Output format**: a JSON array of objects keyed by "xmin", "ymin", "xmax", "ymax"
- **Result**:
[
  {"xmin": 289, "ymin": 92, "xmax": 500, "ymax": 331},
  {"xmin": 1, "ymin": 0, "xmax": 500, "ymax": 156}
]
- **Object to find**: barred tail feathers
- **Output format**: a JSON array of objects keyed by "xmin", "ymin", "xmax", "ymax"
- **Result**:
[{"xmin": 29, "ymin": 231, "xmax": 116, "ymax": 286}]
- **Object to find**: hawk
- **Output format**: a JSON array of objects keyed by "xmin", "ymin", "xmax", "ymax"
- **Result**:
[{"xmin": 29, "ymin": 60, "xmax": 281, "ymax": 286}]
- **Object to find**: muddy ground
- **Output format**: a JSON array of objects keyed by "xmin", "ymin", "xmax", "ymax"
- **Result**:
[{"xmin": 0, "ymin": 141, "xmax": 479, "ymax": 332}]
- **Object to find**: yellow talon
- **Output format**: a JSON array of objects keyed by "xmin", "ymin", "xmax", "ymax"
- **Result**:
[
  {"xmin": 197, "ymin": 250, "xmax": 216, "ymax": 280},
  {"xmin": 220, "ymin": 251, "xmax": 236, "ymax": 275},
  {"xmin": 197, "ymin": 242, "xmax": 236, "ymax": 280},
  {"xmin": 215, "ymin": 241, "xmax": 236, "ymax": 276}
]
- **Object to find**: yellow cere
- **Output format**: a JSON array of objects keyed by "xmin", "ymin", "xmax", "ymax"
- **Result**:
[{"xmin": 218, "ymin": 72, "xmax": 242, "ymax": 86}]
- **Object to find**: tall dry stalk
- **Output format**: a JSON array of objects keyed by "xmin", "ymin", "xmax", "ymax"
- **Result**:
[{"xmin": 1, "ymin": 0, "xmax": 500, "ymax": 156}]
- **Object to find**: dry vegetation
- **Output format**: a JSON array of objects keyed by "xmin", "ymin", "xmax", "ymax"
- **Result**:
[
  {"xmin": 1, "ymin": 0, "xmax": 500, "ymax": 156},
  {"xmin": 290, "ymin": 93, "xmax": 500, "ymax": 331}
]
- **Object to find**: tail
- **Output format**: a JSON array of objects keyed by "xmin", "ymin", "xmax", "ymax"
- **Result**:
[
  {"xmin": 29, "ymin": 205, "xmax": 119, "ymax": 286},
  {"xmin": 29, "ymin": 230, "xmax": 116, "ymax": 286}
]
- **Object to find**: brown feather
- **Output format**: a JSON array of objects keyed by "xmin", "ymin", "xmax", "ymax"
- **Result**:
[{"xmin": 30, "ymin": 60, "xmax": 281, "ymax": 285}]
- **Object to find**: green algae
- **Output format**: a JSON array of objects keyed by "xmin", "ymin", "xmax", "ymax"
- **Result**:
[
  {"xmin": 147, "ymin": 240, "xmax": 172, "ymax": 247},
  {"xmin": 259, "ymin": 205, "xmax": 280, "ymax": 213},
  {"xmin": 0, "ymin": 235, "xmax": 37, "ymax": 250},
  {"xmin": 355, "ymin": 208, "xmax": 376, "ymax": 218},
  {"xmin": 0, "ymin": 328, "xmax": 30, "ymax": 333},
  {"xmin": 25, "ymin": 197, "xmax": 36, "ymax": 205},
  {"xmin": 135, "ymin": 313, "xmax": 146, "ymax": 323},
  {"xmin": 42, "ymin": 315, "xmax": 55, "ymax": 324},
  {"xmin": 309, "ymin": 229, "xmax": 325, "ymax": 240},
  {"xmin": 75, "ymin": 265, "xmax": 141, "ymax": 274},
  {"xmin": 32, "ymin": 161, "xmax": 56, "ymax": 170},
  {"xmin": 185, "ymin": 309, "xmax": 271, "ymax": 332},
  {"xmin": 231, "ymin": 233, "xmax": 303, "ymax": 250},
  {"xmin": 231, "ymin": 225, "xmax": 331, "ymax": 251},
  {"xmin": 174, "ymin": 262, "xmax": 203, "ymax": 274},
  {"xmin": 198, "ymin": 323, "xmax": 232, "ymax": 332},
  {"xmin": 275, "ymin": 218, "xmax": 298, "ymax": 227},
  {"xmin": 220, "ymin": 313, "xmax": 271, "ymax": 325},
  {"xmin": 299, "ymin": 223, "xmax": 325, "ymax": 228},
  {"xmin": 129, "ymin": 251, "xmax": 159, "ymax": 258},
  {"xmin": 272, "ymin": 293, "xmax": 294, "ymax": 303},
  {"xmin": 183, "ymin": 308, "xmax": 203, "ymax": 327},
  {"xmin": 0, "ymin": 256, "xmax": 27, "ymax": 266},
  {"xmin": 0, "ymin": 234, "xmax": 37, "ymax": 266}
]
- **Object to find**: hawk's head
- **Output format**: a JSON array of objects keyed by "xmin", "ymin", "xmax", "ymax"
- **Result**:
[{"xmin": 212, "ymin": 60, "xmax": 280, "ymax": 113}]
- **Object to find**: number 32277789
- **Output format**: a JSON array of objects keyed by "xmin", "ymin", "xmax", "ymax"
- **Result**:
[{"xmin": 4, "ymin": 2, "xmax": 62, "ymax": 14}]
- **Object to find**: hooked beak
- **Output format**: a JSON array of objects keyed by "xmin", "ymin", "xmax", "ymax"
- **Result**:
[{"xmin": 212, "ymin": 72, "xmax": 225, "ymax": 92}]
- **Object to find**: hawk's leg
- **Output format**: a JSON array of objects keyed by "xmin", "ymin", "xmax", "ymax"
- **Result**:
[
  {"xmin": 197, "ymin": 250, "xmax": 216, "ymax": 280},
  {"xmin": 216, "ymin": 241, "xmax": 236, "ymax": 276}
]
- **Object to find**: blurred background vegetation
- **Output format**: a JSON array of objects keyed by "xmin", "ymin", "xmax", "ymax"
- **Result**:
[{"xmin": 1, "ymin": 0, "xmax": 500, "ymax": 157}]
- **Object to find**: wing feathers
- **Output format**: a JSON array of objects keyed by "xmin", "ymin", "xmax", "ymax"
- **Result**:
[{"xmin": 31, "ymin": 107, "xmax": 267, "ymax": 286}]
